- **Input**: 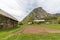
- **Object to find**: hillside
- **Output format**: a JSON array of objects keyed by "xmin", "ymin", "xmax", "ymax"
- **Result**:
[{"xmin": 22, "ymin": 7, "xmax": 51, "ymax": 24}]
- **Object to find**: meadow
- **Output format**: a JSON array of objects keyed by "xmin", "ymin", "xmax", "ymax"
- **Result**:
[
  {"xmin": 0, "ymin": 24, "xmax": 60, "ymax": 40},
  {"xmin": 0, "ymin": 25, "xmax": 23, "ymax": 40},
  {"xmin": 32, "ymin": 24, "xmax": 60, "ymax": 29},
  {"xmin": 5, "ymin": 33, "xmax": 60, "ymax": 40}
]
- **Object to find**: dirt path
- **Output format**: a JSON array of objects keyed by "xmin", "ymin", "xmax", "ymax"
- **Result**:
[
  {"xmin": 3, "ymin": 26, "xmax": 60, "ymax": 39},
  {"xmin": 8, "ymin": 26, "xmax": 60, "ymax": 34},
  {"xmin": 19, "ymin": 26, "xmax": 60, "ymax": 34}
]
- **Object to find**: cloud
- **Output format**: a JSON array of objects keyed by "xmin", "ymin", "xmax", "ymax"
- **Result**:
[
  {"xmin": 37, "ymin": 0, "xmax": 60, "ymax": 13},
  {"xmin": 0, "ymin": 0, "xmax": 60, "ymax": 21},
  {"xmin": 0, "ymin": 0, "xmax": 26, "ymax": 21}
]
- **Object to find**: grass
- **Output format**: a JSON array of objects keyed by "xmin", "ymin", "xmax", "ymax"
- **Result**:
[
  {"xmin": 5, "ymin": 33, "xmax": 60, "ymax": 40},
  {"xmin": 40, "ymin": 24, "xmax": 60, "ymax": 29},
  {"xmin": 0, "ymin": 25, "xmax": 23, "ymax": 40},
  {"xmin": 0, "ymin": 24, "xmax": 60, "ymax": 40},
  {"xmin": 30, "ymin": 24, "xmax": 60, "ymax": 29}
]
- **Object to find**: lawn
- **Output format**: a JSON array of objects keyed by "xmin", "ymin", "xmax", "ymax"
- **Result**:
[{"xmin": 5, "ymin": 33, "xmax": 60, "ymax": 40}]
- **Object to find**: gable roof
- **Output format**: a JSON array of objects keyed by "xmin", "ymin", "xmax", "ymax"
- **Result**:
[{"xmin": 0, "ymin": 9, "xmax": 18, "ymax": 21}]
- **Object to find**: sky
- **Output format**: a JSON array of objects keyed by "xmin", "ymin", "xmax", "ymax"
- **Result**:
[{"xmin": 0, "ymin": 0, "xmax": 60, "ymax": 21}]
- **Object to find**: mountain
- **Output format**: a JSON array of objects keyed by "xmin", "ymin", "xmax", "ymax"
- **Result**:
[
  {"xmin": 55, "ymin": 13, "xmax": 60, "ymax": 16},
  {"xmin": 22, "ymin": 7, "xmax": 51, "ymax": 24}
]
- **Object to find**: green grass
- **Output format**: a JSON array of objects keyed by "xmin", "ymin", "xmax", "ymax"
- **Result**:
[
  {"xmin": 40, "ymin": 24, "xmax": 60, "ymax": 29},
  {"xmin": 5, "ymin": 33, "xmax": 60, "ymax": 40},
  {"xmin": 0, "ymin": 24, "xmax": 60, "ymax": 40},
  {"xmin": 30, "ymin": 24, "xmax": 60, "ymax": 29},
  {"xmin": 0, "ymin": 25, "xmax": 23, "ymax": 40}
]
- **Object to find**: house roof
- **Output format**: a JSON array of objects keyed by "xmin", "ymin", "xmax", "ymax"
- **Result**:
[{"xmin": 0, "ymin": 9, "xmax": 18, "ymax": 21}]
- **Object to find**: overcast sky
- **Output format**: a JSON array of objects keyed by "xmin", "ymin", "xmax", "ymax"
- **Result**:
[{"xmin": 0, "ymin": 0, "xmax": 60, "ymax": 21}]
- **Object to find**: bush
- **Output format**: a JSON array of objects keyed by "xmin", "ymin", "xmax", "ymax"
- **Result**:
[
  {"xmin": 58, "ymin": 20, "xmax": 60, "ymax": 24},
  {"xmin": 44, "ymin": 16, "xmax": 57, "ymax": 21},
  {"xmin": 18, "ymin": 22, "xmax": 23, "ymax": 25}
]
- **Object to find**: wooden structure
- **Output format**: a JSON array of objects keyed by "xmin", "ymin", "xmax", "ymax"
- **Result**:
[
  {"xmin": 0, "ymin": 9, "xmax": 18, "ymax": 29},
  {"xmin": 34, "ymin": 20, "xmax": 45, "ymax": 22},
  {"xmin": 33, "ymin": 20, "xmax": 45, "ymax": 23}
]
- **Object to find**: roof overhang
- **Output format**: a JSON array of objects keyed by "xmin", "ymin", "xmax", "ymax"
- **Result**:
[{"xmin": 0, "ymin": 9, "xmax": 18, "ymax": 21}]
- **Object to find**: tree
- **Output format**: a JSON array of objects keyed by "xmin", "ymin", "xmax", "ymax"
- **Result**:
[{"xmin": 44, "ymin": 16, "xmax": 57, "ymax": 21}]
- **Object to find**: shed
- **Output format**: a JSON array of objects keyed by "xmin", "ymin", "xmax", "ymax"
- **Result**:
[
  {"xmin": 34, "ymin": 20, "xmax": 45, "ymax": 23},
  {"xmin": 0, "ymin": 9, "xmax": 18, "ymax": 29}
]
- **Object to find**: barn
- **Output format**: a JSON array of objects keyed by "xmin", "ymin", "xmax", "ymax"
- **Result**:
[{"xmin": 0, "ymin": 9, "xmax": 18, "ymax": 29}]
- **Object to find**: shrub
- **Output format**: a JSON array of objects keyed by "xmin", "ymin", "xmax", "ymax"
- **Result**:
[
  {"xmin": 44, "ymin": 16, "xmax": 57, "ymax": 21},
  {"xmin": 58, "ymin": 20, "xmax": 60, "ymax": 24},
  {"xmin": 18, "ymin": 22, "xmax": 23, "ymax": 25}
]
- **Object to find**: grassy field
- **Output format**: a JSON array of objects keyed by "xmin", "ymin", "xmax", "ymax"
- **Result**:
[
  {"xmin": 0, "ymin": 25, "xmax": 23, "ymax": 40},
  {"xmin": 5, "ymin": 33, "xmax": 60, "ymax": 40},
  {"xmin": 0, "ymin": 24, "xmax": 60, "ymax": 40},
  {"xmin": 31, "ymin": 24, "xmax": 60, "ymax": 29},
  {"xmin": 40, "ymin": 24, "xmax": 60, "ymax": 29}
]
